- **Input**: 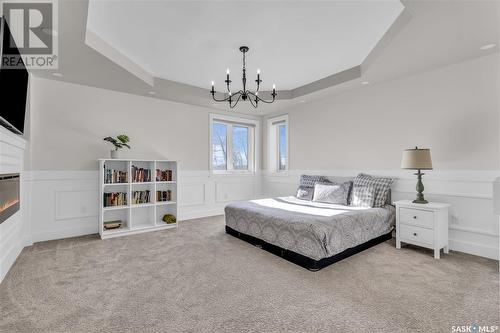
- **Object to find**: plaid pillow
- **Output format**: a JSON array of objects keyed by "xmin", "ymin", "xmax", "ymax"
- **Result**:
[
  {"xmin": 296, "ymin": 186, "xmax": 314, "ymax": 201},
  {"xmin": 350, "ymin": 185, "xmax": 375, "ymax": 208},
  {"xmin": 353, "ymin": 173, "xmax": 394, "ymax": 207}
]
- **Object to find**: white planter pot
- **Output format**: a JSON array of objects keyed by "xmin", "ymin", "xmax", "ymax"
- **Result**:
[{"xmin": 110, "ymin": 150, "xmax": 120, "ymax": 159}]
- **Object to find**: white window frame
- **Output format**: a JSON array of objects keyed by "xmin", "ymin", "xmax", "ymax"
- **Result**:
[
  {"xmin": 209, "ymin": 113, "xmax": 260, "ymax": 175},
  {"xmin": 267, "ymin": 114, "xmax": 289, "ymax": 174}
]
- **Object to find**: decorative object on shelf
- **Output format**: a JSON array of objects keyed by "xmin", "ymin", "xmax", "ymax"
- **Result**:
[
  {"xmin": 103, "ymin": 134, "xmax": 130, "ymax": 159},
  {"xmin": 103, "ymin": 220, "xmax": 122, "ymax": 230},
  {"xmin": 210, "ymin": 46, "xmax": 277, "ymax": 109},
  {"xmin": 162, "ymin": 214, "xmax": 176, "ymax": 224},
  {"xmin": 401, "ymin": 147, "xmax": 433, "ymax": 204}
]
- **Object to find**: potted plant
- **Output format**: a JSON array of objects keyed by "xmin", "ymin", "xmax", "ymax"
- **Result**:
[{"xmin": 103, "ymin": 135, "xmax": 130, "ymax": 159}]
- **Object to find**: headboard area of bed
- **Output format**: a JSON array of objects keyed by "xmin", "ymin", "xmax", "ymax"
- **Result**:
[{"xmin": 321, "ymin": 175, "xmax": 394, "ymax": 206}]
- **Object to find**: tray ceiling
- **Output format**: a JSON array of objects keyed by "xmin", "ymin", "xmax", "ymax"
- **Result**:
[{"xmin": 86, "ymin": 0, "xmax": 404, "ymax": 91}]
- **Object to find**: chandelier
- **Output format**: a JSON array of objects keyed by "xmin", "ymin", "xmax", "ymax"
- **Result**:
[{"xmin": 210, "ymin": 46, "xmax": 277, "ymax": 108}]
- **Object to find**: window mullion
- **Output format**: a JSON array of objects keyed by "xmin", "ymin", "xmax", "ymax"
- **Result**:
[{"xmin": 227, "ymin": 124, "xmax": 234, "ymax": 171}]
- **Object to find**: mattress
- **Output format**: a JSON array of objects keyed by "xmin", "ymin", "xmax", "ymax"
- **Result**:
[{"xmin": 225, "ymin": 196, "xmax": 395, "ymax": 261}]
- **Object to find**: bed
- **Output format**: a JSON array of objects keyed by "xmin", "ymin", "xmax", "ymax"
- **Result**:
[{"xmin": 225, "ymin": 196, "xmax": 395, "ymax": 271}]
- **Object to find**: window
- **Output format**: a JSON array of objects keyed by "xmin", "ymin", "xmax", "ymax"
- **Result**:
[
  {"xmin": 268, "ymin": 114, "xmax": 289, "ymax": 173},
  {"xmin": 210, "ymin": 114, "xmax": 258, "ymax": 173}
]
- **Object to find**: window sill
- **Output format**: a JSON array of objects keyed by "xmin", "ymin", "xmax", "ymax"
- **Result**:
[
  {"xmin": 268, "ymin": 170, "xmax": 289, "ymax": 177},
  {"xmin": 211, "ymin": 170, "xmax": 256, "ymax": 177}
]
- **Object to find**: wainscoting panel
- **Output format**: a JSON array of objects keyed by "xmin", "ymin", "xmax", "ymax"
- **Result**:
[
  {"xmin": 262, "ymin": 169, "xmax": 500, "ymax": 260},
  {"xmin": 178, "ymin": 183, "xmax": 206, "ymax": 207},
  {"xmin": 19, "ymin": 167, "xmax": 500, "ymax": 260},
  {"xmin": 215, "ymin": 181, "xmax": 255, "ymax": 203},
  {"xmin": 24, "ymin": 170, "xmax": 262, "ymax": 243}
]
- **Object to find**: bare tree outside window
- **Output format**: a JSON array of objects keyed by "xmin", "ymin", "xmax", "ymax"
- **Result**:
[
  {"xmin": 232, "ymin": 126, "xmax": 248, "ymax": 170},
  {"xmin": 212, "ymin": 122, "xmax": 227, "ymax": 170}
]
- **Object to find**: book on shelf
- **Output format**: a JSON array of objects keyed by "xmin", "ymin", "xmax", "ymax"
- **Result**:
[
  {"xmin": 132, "ymin": 190, "xmax": 151, "ymax": 204},
  {"xmin": 103, "ymin": 192, "xmax": 127, "ymax": 207},
  {"xmin": 104, "ymin": 168, "xmax": 127, "ymax": 183},
  {"xmin": 156, "ymin": 190, "xmax": 172, "ymax": 202},
  {"xmin": 132, "ymin": 165, "xmax": 152, "ymax": 182},
  {"xmin": 156, "ymin": 169, "xmax": 173, "ymax": 181}
]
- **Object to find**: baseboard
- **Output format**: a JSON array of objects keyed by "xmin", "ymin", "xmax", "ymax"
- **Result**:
[
  {"xmin": 449, "ymin": 238, "xmax": 499, "ymax": 260},
  {"xmin": 32, "ymin": 225, "xmax": 99, "ymax": 243},
  {"xmin": 178, "ymin": 208, "xmax": 224, "ymax": 221}
]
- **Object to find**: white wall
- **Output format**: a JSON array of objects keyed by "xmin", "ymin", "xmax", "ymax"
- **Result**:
[
  {"xmin": 263, "ymin": 54, "xmax": 500, "ymax": 259},
  {"xmin": 26, "ymin": 78, "xmax": 262, "ymax": 242},
  {"xmin": 265, "ymin": 54, "xmax": 499, "ymax": 170},
  {"xmin": 0, "ymin": 126, "xmax": 28, "ymax": 283}
]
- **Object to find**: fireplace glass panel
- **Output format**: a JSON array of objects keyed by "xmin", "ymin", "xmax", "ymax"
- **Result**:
[{"xmin": 0, "ymin": 173, "xmax": 20, "ymax": 224}]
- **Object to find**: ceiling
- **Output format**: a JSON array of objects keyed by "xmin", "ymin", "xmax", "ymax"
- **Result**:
[
  {"xmin": 86, "ymin": 0, "xmax": 403, "ymax": 91},
  {"xmin": 28, "ymin": 0, "xmax": 499, "ymax": 115}
]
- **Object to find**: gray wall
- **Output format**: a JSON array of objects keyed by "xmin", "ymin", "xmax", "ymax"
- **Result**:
[
  {"xmin": 264, "ymin": 53, "xmax": 499, "ymax": 171},
  {"xmin": 27, "ymin": 78, "xmax": 260, "ymax": 170}
]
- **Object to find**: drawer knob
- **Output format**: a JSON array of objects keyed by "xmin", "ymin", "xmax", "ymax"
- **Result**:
[
  {"xmin": 413, "ymin": 216, "xmax": 417, "ymax": 219},
  {"xmin": 413, "ymin": 232, "xmax": 417, "ymax": 236}
]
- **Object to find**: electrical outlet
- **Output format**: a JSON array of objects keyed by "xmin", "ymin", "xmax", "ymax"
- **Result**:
[{"xmin": 450, "ymin": 214, "xmax": 459, "ymax": 225}]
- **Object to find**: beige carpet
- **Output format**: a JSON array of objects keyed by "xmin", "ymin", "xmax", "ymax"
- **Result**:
[{"xmin": 0, "ymin": 215, "xmax": 498, "ymax": 333}]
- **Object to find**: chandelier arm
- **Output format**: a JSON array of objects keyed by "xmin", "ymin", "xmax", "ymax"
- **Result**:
[
  {"xmin": 211, "ymin": 93, "xmax": 231, "ymax": 103},
  {"xmin": 247, "ymin": 91, "xmax": 276, "ymax": 104},
  {"xmin": 248, "ymin": 95, "xmax": 258, "ymax": 108},
  {"xmin": 229, "ymin": 94, "xmax": 242, "ymax": 109}
]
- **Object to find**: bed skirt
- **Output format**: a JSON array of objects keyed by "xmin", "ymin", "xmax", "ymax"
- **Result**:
[{"xmin": 225, "ymin": 225, "xmax": 393, "ymax": 271}]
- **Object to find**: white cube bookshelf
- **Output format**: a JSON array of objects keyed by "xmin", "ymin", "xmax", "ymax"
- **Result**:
[{"xmin": 99, "ymin": 159, "xmax": 178, "ymax": 239}]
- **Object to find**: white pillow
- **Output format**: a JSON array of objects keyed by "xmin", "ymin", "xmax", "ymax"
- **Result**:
[{"xmin": 312, "ymin": 182, "xmax": 351, "ymax": 205}]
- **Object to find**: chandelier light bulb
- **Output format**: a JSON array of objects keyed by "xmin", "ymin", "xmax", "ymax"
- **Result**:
[
  {"xmin": 211, "ymin": 81, "xmax": 214, "ymax": 86},
  {"xmin": 273, "ymin": 84, "xmax": 276, "ymax": 89},
  {"xmin": 226, "ymin": 68, "xmax": 230, "ymax": 74},
  {"xmin": 257, "ymin": 69, "xmax": 260, "ymax": 74}
]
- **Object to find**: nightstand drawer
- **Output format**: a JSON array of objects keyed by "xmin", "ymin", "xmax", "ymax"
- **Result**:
[
  {"xmin": 400, "ymin": 224, "xmax": 434, "ymax": 245},
  {"xmin": 400, "ymin": 208, "xmax": 434, "ymax": 229}
]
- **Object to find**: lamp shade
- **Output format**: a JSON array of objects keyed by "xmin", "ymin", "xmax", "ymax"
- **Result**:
[{"xmin": 401, "ymin": 147, "xmax": 433, "ymax": 170}]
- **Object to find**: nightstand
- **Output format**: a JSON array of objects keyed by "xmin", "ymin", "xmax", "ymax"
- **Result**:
[{"xmin": 394, "ymin": 200, "xmax": 450, "ymax": 259}]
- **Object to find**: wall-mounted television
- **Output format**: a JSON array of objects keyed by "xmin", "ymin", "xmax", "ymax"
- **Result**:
[{"xmin": 0, "ymin": 16, "xmax": 28, "ymax": 135}]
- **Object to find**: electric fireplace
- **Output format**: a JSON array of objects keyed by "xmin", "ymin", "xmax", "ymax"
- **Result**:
[{"xmin": 0, "ymin": 173, "xmax": 20, "ymax": 224}]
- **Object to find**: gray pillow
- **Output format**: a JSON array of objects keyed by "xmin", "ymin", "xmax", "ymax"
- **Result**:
[
  {"xmin": 350, "ymin": 185, "xmax": 376, "ymax": 208},
  {"xmin": 299, "ymin": 175, "xmax": 330, "ymax": 187},
  {"xmin": 296, "ymin": 186, "xmax": 314, "ymax": 201},
  {"xmin": 312, "ymin": 182, "xmax": 351, "ymax": 205},
  {"xmin": 353, "ymin": 173, "xmax": 393, "ymax": 207}
]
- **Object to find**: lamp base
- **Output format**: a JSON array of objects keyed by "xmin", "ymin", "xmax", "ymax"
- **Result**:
[{"xmin": 413, "ymin": 170, "xmax": 428, "ymax": 204}]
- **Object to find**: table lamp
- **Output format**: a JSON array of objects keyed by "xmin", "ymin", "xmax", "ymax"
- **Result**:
[{"xmin": 401, "ymin": 147, "xmax": 433, "ymax": 204}]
